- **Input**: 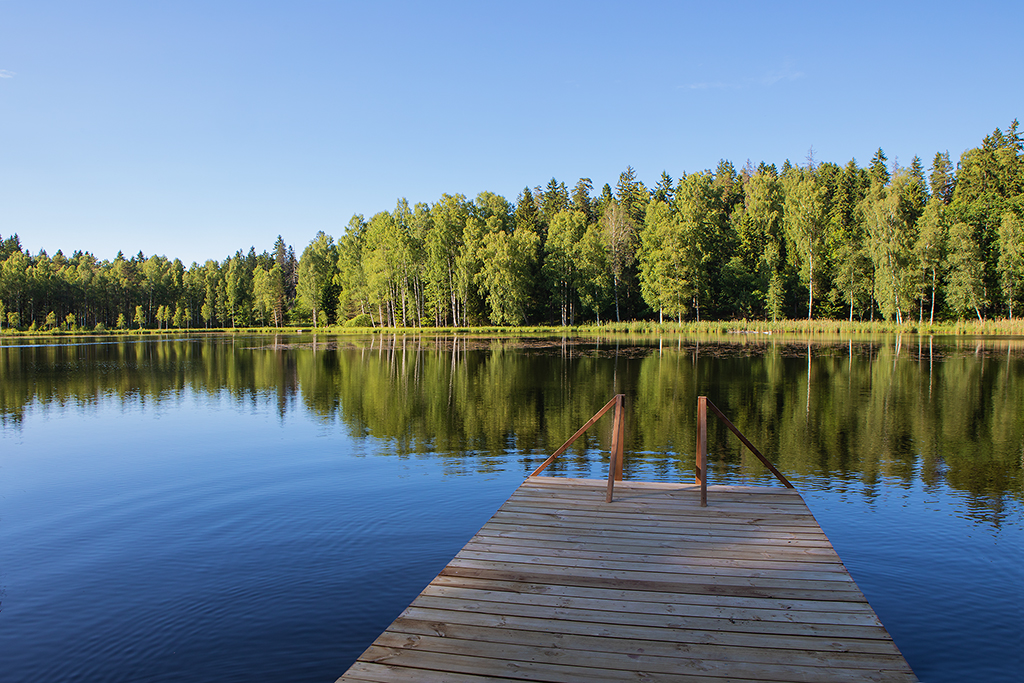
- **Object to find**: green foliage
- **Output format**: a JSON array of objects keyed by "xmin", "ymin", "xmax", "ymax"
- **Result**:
[
  {"xmin": 297, "ymin": 231, "xmax": 338, "ymax": 327},
  {"xmin": 869, "ymin": 148, "xmax": 890, "ymax": 187},
  {"xmin": 946, "ymin": 222, "xmax": 988, "ymax": 321},
  {"xmin": 600, "ymin": 201, "xmax": 638, "ymax": 322},
  {"xmin": 997, "ymin": 211, "xmax": 1024, "ymax": 318},
  {"xmin": 539, "ymin": 178, "xmax": 569, "ymax": 226},
  {"xmin": 575, "ymin": 224, "xmax": 612, "ymax": 323},
  {"xmin": 639, "ymin": 199, "xmax": 700, "ymax": 322},
  {"xmin": 916, "ymin": 198, "xmax": 948, "ymax": 323},
  {"xmin": 344, "ymin": 313, "xmax": 373, "ymax": 327},
  {"xmin": 783, "ymin": 167, "xmax": 828, "ymax": 319},
  {"xmin": 930, "ymin": 151, "xmax": 955, "ymax": 204},
  {"xmin": 544, "ymin": 210, "xmax": 586, "ymax": 325},
  {"xmin": 948, "ymin": 120, "xmax": 1024, "ymax": 316},
  {"xmin": 824, "ymin": 160, "xmax": 871, "ymax": 322},
  {"xmin": 477, "ymin": 224, "xmax": 538, "ymax": 325},
  {"xmin": 863, "ymin": 171, "xmax": 923, "ymax": 323},
  {"xmin": 735, "ymin": 165, "xmax": 788, "ymax": 320},
  {"xmin": 616, "ymin": 166, "xmax": 648, "ymax": 226},
  {"xmin": 425, "ymin": 193, "xmax": 469, "ymax": 325},
  {"xmin": 252, "ymin": 263, "xmax": 285, "ymax": 326},
  {"xmin": 571, "ymin": 178, "xmax": 595, "ymax": 224}
]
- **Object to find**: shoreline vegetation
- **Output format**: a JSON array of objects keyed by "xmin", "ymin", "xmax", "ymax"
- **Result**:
[
  {"xmin": 1, "ymin": 121, "xmax": 1021, "ymax": 334},
  {"xmin": 2, "ymin": 317, "xmax": 1024, "ymax": 339}
]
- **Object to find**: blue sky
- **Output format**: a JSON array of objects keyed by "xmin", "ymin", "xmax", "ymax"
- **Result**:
[{"xmin": 1, "ymin": 1, "xmax": 1021, "ymax": 264}]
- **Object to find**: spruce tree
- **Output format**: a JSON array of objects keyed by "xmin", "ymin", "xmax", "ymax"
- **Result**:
[
  {"xmin": 929, "ymin": 152, "xmax": 955, "ymax": 204},
  {"xmin": 869, "ymin": 148, "xmax": 890, "ymax": 188},
  {"xmin": 653, "ymin": 171, "xmax": 674, "ymax": 204},
  {"xmin": 571, "ymin": 178, "xmax": 594, "ymax": 224}
]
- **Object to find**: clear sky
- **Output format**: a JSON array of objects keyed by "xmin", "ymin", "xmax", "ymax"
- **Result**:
[{"xmin": 2, "ymin": 1, "xmax": 1021, "ymax": 264}]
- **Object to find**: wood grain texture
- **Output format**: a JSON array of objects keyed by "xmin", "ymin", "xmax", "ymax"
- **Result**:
[{"xmin": 336, "ymin": 477, "xmax": 917, "ymax": 682}]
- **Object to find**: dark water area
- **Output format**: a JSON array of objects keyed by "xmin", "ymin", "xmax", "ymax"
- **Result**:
[{"xmin": 0, "ymin": 333, "xmax": 1021, "ymax": 682}]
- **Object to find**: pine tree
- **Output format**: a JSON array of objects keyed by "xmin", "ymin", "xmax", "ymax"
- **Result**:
[
  {"xmin": 909, "ymin": 156, "xmax": 929, "ymax": 206},
  {"xmin": 653, "ymin": 171, "xmax": 674, "ymax": 204},
  {"xmin": 929, "ymin": 152, "xmax": 955, "ymax": 204},
  {"xmin": 869, "ymin": 148, "xmax": 890, "ymax": 188},
  {"xmin": 540, "ymin": 178, "xmax": 569, "ymax": 226},
  {"xmin": 514, "ymin": 187, "xmax": 540, "ymax": 235},
  {"xmin": 571, "ymin": 178, "xmax": 594, "ymax": 224},
  {"xmin": 616, "ymin": 166, "xmax": 648, "ymax": 226}
]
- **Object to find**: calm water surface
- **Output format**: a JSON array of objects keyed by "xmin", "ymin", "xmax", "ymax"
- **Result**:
[{"xmin": 0, "ymin": 333, "xmax": 1021, "ymax": 682}]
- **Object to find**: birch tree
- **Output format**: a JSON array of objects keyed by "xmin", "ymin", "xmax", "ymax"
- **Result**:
[
  {"xmin": 783, "ymin": 167, "xmax": 828, "ymax": 319},
  {"xmin": 997, "ymin": 212, "xmax": 1024, "ymax": 319}
]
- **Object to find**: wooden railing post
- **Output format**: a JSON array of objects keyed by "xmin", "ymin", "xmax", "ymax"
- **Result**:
[
  {"xmin": 696, "ymin": 396, "xmax": 707, "ymax": 507},
  {"xmin": 614, "ymin": 395, "xmax": 625, "ymax": 481},
  {"xmin": 606, "ymin": 394, "xmax": 625, "ymax": 503}
]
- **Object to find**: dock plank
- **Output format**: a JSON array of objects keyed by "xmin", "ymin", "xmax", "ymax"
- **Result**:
[{"xmin": 337, "ymin": 477, "xmax": 916, "ymax": 682}]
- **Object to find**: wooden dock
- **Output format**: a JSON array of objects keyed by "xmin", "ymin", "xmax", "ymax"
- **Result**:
[{"xmin": 337, "ymin": 476, "xmax": 917, "ymax": 682}]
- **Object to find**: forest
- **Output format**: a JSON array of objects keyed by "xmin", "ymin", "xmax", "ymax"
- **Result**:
[{"xmin": 0, "ymin": 120, "xmax": 1021, "ymax": 331}]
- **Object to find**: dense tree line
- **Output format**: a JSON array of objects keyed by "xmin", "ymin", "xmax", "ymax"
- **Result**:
[
  {"xmin": 0, "ymin": 235, "xmax": 300, "ymax": 331},
  {"xmin": 1, "ymin": 121, "xmax": 1022, "ymax": 331}
]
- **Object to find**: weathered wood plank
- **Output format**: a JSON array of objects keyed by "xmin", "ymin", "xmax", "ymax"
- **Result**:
[
  {"xmin": 387, "ymin": 618, "xmax": 912, "ymax": 669},
  {"xmin": 462, "ymin": 537, "xmax": 848, "ymax": 567},
  {"xmin": 364, "ymin": 632, "xmax": 916, "ymax": 682},
  {"xmin": 406, "ymin": 594, "xmax": 891, "ymax": 640},
  {"xmin": 505, "ymin": 491, "xmax": 818, "ymax": 513},
  {"xmin": 504, "ymin": 495, "xmax": 815, "ymax": 515},
  {"xmin": 484, "ymin": 520, "xmax": 837, "ymax": 548},
  {"xmin": 474, "ymin": 527, "xmax": 843, "ymax": 556},
  {"xmin": 495, "ymin": 503, "xmax": 827, "ymax": 529},
  {"xmin": 392, "ymin": 605, "xmax": 908, "ymax": 655},
  {"xmin": 485, "ymin": 515, "xmax": 836, "ymax": 543},
  {"xmin": 429, "ymin": 575, "xmax": 878, "ymax": 614},
  {"xmin": 439, "ymin": 565, "xmax": 869, "ymax": 602},
  {"xmin": 444, "ymin": 557, "xmax": 859, "ymax": 589},
  {"xmin": 452, "ymin": 548, "xmax": 854, "ymax": 581},
  {"xmin": 418, "ymin": 584, "xmax": 884, "ymax": 626}
]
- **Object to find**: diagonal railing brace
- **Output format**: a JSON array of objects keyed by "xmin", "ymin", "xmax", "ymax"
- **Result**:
[
  {"xmin": 696, "ymin": 395, "xmax": 794, "ymax": 507},
  {"xmin": 530, "ymin": 394, "xmax": 626, "ymax": 503}
]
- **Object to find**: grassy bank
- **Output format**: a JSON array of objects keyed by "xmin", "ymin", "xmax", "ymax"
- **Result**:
[{"xmin": 304, "ymin": 317, "xmax": 1024, "ymax": 337}]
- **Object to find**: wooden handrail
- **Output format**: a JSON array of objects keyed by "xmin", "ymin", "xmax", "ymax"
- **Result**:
[
  {"xmin": 697, "ymin": 394, "xmax": 707, "ymax": 507},
  {"xmin": 529, "ymin": 394, "xmax": 626, "ymax": 503},
  {"xmin": 605, "ymin": 394, "xmax": 625, "ymax": 503},
  {"xmin": 696, "ymin": 396, "xmax": 794, "ymax": 506}
]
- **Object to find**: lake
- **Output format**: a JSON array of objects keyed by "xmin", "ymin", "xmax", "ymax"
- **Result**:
[{"xmin": 0, "ymin": 333, "xmax": 1020, "ymax": 682}]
